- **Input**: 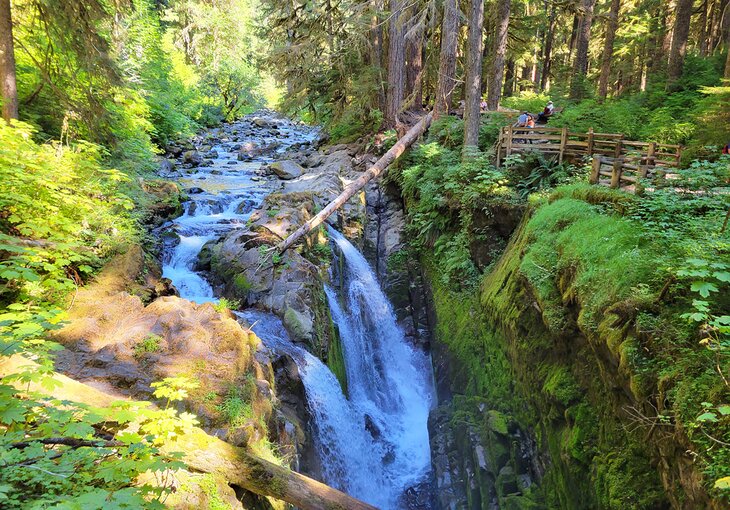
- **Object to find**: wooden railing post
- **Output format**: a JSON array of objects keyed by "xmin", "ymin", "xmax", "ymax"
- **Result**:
[
  {"xmin": 506, "ymin": 125, "xmax": 513, "ymax": 158},
  {"xmin": 496, "ymin": 127, "xmax": 503, "ymax": 167},
  {"xmin": 642, "ymin": 142, "xmax": 655, "ymax": 178},
  {"xmin": 587, "ymin": 127, "xmax": 594, "ymax": 157},
  {"xmin": 559, "ymin": 127, "xmax": 568, "ymax": 164},
  {"xmin": 610, "ymin": 158, "xmax": 623, "ymax": 188},
  {"xmin": 614, "ymin": 138, "xmax": 623, "ymax": 159},
  {"xmin": 590, "ymin": 155, "xmax": 602, "ymax": 184}
]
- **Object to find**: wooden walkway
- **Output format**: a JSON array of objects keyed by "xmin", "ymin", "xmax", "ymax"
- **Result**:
[{"xmin": 496, "ymin": 126, "xmax": 682, "ymax": 168}]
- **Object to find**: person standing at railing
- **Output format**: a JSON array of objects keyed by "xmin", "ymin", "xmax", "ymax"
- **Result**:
[{"xmin": 723, "ymin": 142, "xmax": 729, "ymax": 155}]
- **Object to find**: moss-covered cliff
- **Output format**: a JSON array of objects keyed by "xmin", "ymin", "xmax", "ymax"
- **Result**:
[{"xmin": 424, "ymin": 185, "xmax": 729, "ymax": 509}]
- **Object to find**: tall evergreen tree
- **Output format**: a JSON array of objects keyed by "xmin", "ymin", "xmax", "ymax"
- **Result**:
[
  {"xmin": 0, "ymin": 0, "xmax": 18, "ymax": 121},
  {"xmin": 463, "ymin": 0, "xmax": 485, "ymax": 149}
]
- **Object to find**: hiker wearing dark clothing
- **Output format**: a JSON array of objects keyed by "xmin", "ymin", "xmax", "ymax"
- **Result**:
[
  {"xmin": 537, "ymin": 101, "xmax": 555, "ymax": 124},
  {"xmin": 723, "ymin": 142, "xmax": 730, "ymax": 155}
]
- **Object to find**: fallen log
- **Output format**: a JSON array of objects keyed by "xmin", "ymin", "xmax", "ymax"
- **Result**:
[
  {"xmin": 277, "ymin": 112, "xmax": 433, "ymax": 254},
  {"xmin": 0, "ymin": 355, "xmax": 377, "ymax": 510}
]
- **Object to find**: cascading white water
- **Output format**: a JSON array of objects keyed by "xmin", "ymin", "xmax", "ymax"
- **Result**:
[
  {"xmin": 325, "ymin": 228, "xmax": 436, "ymax": 507},
  {"xmin": 239, "ymin": 310, "xmax": 391, "ymax": 508},
  {"xmin": 159, "ymin": 113, "xmax": 435, "ymax": 509}
]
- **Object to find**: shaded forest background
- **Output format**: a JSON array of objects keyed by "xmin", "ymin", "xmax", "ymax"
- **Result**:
[{"xmin": 1, "ymin": 0, "xmax": 729, "ymax": 161}]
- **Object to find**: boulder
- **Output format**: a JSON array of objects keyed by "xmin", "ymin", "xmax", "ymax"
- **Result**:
[
  {"xmin": 159, "ymin": 158, "xmax": 176, "ymax": 174},
  {"xmin": 270, "ymin": 160, "xmax": 304, "ymax": 180},
  {"xmin": 183, "ymin": 150, "xmax": 203, "ymax": 166},
  {"xmin": 252, "ymin": 117, "xmax": 270, "ymax": 128}
]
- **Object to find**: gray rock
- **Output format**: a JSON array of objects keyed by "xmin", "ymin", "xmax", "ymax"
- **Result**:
[
  {"xmin": 159, "ymin": 158, "xmax": 175, "ymax": 174},
  {"xmin": 183, "ymin": 150, "xmax": 203, "ymax": 166},
  {"xmin": 270, "ymin": 160, "xmax": 304, "ymax": 180}
]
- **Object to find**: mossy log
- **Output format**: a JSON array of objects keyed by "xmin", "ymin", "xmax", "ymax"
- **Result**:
[
  {"xmin": 277, "ymin": 112, "xmax": 433, "ymax": 254},
  {"xmin": 0, "ymin": 355, "xmax": 377, "ymax": 510}
]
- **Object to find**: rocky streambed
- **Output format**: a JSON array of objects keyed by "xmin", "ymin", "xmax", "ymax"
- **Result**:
[{"xmin": 155, "ymin": 111, "xmax": 439, "ymax": 508}]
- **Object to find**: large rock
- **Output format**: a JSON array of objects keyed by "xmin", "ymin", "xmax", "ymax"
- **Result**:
[
  {"xmin": 183, "ymin": 150, "xmax": 203, "ymax": 166},
  {"xmin": 206, "ymin": 227, "xmax": 327, "ymax": 348},
  {"xmin": 270, "ymin": 160, "xmax": 305, "ymax": 180}
]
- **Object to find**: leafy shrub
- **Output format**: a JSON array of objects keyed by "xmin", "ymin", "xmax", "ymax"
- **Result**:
[{"xmin": 133, "ymin": 334, "xmax": 162, "ymax": 357}]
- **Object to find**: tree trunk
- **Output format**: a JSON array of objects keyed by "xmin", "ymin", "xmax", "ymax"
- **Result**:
[
  {"xmin": 725, "ymin": 28, "xmax": 730, "ymax": 78},
  {"xmin": 278, "ymin": 113, "xmax": 433, "ymax": 254},
  {"xmin": 503, "ymin": 59, "xmax": 515, "ymax": 97},
  {"xmin": 368, "ymin": 0, "xmax": 386, "ymax": 114},
  {"xmin": 433, "ymin": 0, "xmax": 460, "ymax": 119},
  {"xmin": 540, "ymin": 2, "xmax": 557, "ymax": 90},
  {"xmin": 0, "ymin": 355, "xmax": 378, "ymax": 510},
  {"xmin": 699, "ymin": 0, "xmax": 709, "ymax": 56},
  {"xmin": 463, "ymin": 0, "xmax": 484, "ymax": 149},
  {"xmin": 666, "ymin": 0, "xmax": 694, "ymax": 90},
  {"xmin": 597, "ymin": 0, "xmax": 621, "ymax": 100},
  {"xmin": 487, "ymin": 0, "xmax": 511, "ymax": 109},
  {"xmin": 570, "ymin": 0, "xmax": 597, "ymax": 99},
  {"xmin": 0, "ymin": 0, "xmax": 18, "ymax": 122},
  {"xmin": 386, "ymin": 0, "xmax": 406, "ymax": 126},
  {"xmin": 405, "ymin": 5, "xmax": 424, "ymax": 109}
]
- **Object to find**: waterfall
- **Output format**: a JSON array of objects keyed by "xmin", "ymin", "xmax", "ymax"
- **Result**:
[
  {"xmin": 159, "ymin": 113, "xmax": 434, "ymax": 509},
  {"xmin": 326, "ymin": 228, "xmax": 435, "ymax": 506}
]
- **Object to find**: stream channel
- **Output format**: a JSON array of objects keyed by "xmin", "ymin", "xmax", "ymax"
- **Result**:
[{"xmin": 158, "ymin": 112, "xmax": 436, "ymax": 509}]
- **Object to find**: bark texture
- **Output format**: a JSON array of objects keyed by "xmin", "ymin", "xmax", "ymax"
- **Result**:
[
  {"xmin": 597, "ymin": 0, "xmax": 621, "ymax": 100},
  {"xmin": 570, "ymin": 0, "xmax": 597, "ymax": 99},
  {"xmin": 386, "ymin": 0, "xmax": 406, "ymax": 125},
  {"xmin": 433, "ymin": 0, "xmax": 459, "ymax": 119},
  {"xmin": 463, "ymin": 0, "xmax": 485, "ymax": 148},
  {"xmin": 0, "ymin": 0, "xmax": 18, "ymax": 122},
  {"xmin": 487, "ymin": 0, "xmax": 511, "ymax": 109},
  {"xmin": 666, "ymin": 0, "xmax": 694, "ymax": 89}
]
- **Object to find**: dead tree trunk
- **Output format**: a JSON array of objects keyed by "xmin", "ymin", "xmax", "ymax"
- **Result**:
[
  {"xmin": 433, "ymin": 0, "xmax": 460, "ymax": 119},
  {"xmin": 0, "ymin": 355, "xmax": 378, "ymax": 510},
  {"xmin": 597, "ymin": 0, "xmax": 621, "ymax": 100},
  {"xmin": 277, "ymin": 113, "xmax": 433, "ymax": 254},
  {"xmin": 463, "ymin": 0, "xmax": 485, "ymax": 149},
  {"xmin": 487, "ymin": 0, "xmax": 511, "ymax": 109},
  {"xmin": 0, "ymin": 0, "xmax": 18, "ymax": 122}
]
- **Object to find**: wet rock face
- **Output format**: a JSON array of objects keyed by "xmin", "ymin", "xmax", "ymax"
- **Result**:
[{"xmin": 428, "ymin": 403, "xmax": 542, "ymax": 510}]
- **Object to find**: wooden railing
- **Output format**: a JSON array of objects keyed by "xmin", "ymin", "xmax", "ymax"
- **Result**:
[
  {"xmin": 496, "ymin": 126, "xmax": 682, "ymax": 169},
  {"xmin": 588, "ymin": 155, "xmax": 667, "ymax": 192}
]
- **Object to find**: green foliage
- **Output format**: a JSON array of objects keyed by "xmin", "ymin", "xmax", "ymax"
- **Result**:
[
  {"xmin": 133, "ymin": 334, "xmax": 162, "ymax": 358},
  {"xmin": 0, "ymin": 121, "xmax": 137, "ymax": 309},
  {"xmin": 217, "ymin": 385, "xmax": 254, "ymax": 427},
  {"xmin": 0, "ymin": 376, "xmax": 199, "ymax": 509},
  {"xmin": 213, "ymin": 298, "xmax": 241, "ymax": 312}
]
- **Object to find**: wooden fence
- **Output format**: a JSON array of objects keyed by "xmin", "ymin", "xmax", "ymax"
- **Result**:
[
  {"xmin": 496, "ymin": 126, "xmax": 682, "ymax": 169},
  {"xmin": 588, "ymin": 155, "xmax": 668, "ymax": 192}
]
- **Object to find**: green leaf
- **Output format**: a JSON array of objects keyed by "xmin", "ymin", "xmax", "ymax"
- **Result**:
[
  {"xmin": 691, "ymin": 281, "xmax": 719, "ymax": 298},
  {"xmin": 717, "ymin": 405, "xmax": 730, "ymax": 416},
  {"xmin": 715, "ymin": 476, "xmax": 730, "ymax": 490},
  {"xmin": 697, "ymin": 412, "xmax": 719, "ymax": 423},
  {"xmin": 713, "ymin": 271, "xmax": 730, "ymax": 282}
]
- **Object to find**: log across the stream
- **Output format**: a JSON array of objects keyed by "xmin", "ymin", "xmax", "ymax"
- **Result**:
[
  {"xmin": 277, "ymin": 112, "xmax": 434, "ymax": 254},
  {"xmin": 0, "ymin": 355, "xmax": 378, "ymax": 510}
]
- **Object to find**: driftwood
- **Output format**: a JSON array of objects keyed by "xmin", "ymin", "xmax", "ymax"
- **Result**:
[
  {"xmin": 0, "ymin": 355, "xmax": 377, "ymax": 510},
  {"xmin": 277, "ymin": 112, "xmax": 433, "ymax": 254}
]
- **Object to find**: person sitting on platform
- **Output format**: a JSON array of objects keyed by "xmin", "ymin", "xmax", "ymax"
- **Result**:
[{"xmin": 537, "ymin": 100, "xmax": 555, "ymax": 124}]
